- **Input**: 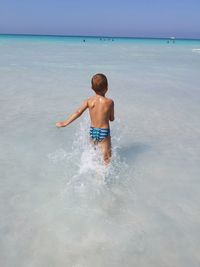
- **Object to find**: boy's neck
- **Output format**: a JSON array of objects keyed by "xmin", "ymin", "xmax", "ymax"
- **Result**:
[{"xmin": 96, "ymin": 92, "xmax": 106, "ymax": 97}]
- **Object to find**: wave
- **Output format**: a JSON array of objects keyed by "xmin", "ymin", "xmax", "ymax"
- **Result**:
[{"xmin": 192, "ymin": 48, "xmax": 200, "ymax": 53}]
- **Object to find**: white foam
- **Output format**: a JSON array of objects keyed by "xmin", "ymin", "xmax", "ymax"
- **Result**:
[{"xmin": 192, "ymin": 48, "xmax": 200, "ymax": 53}]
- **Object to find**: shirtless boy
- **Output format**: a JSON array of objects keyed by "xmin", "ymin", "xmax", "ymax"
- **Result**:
[{"xmin": 56, "ymin": 73, "xmax": 114, "ymax": 164}]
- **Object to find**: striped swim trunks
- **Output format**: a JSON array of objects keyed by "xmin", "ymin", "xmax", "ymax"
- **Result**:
[{"xmin": 89, "ymin": 127, "xmax": 110, "ymax": 142}]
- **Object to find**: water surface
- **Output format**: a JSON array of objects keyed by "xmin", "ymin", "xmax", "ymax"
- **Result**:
[{"xmin": 0, "ymin": 35, "xmax": 200, "ymax": 267}]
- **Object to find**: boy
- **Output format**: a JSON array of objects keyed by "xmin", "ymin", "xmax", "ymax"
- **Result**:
[{"xmin": 56, "ymin": 73, "xmax": 114, "ymax": 164}]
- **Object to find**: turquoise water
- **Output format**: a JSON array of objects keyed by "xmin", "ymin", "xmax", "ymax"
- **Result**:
[
  {"xmin": 0, "ymin": 35, "xmax": 200, "ymax": 267},
  {"xmin": 1, "ymin": 33, "xmax": 200, "ymax": 45}
]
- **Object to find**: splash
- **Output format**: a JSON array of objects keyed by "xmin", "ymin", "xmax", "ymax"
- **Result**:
[{"xmin": 48, "ymin": 115, "xmax": 128, "ymax": 192}]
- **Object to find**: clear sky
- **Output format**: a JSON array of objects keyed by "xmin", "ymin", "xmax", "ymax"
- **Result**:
[{"xmin": 0, "ymin": 0, "xmax": 200, "ymax": 38}]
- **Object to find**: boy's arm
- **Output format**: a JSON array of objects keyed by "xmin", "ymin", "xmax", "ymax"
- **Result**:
[
  {"xmin": 56, "ymin": 99, "xmax": 88, "ymax": 127},
  {"xmin": 109, "ymin": 100, "xmax": 115, "ymax": 121}
]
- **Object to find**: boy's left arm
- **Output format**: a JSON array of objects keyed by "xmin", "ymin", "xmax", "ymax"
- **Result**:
[
  {"xmin": 109, "ymin": 100, "xmax": 115, "ymax": 121},
  {"xmin": 56, "ymin": 99, "xmax": 88, "ymax": 127}
]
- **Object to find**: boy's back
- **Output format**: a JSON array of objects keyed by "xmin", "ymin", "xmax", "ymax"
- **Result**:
[{"xmin": 88, "ymin": 95, "xmax": 114, "ymax": 129}]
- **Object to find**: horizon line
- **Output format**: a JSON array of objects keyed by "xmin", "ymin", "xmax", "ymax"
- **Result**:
[{"xmin": 0, "ymin": 33, "xmax": 200, "ymax": 41}]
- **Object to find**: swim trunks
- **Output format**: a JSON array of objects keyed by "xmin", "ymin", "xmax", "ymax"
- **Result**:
[{"xmin": 89, "ymin": 127, "xmax": 110, "ymax": 142}]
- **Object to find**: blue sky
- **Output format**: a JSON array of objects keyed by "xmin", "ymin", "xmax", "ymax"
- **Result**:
[{"xmin": 0, "ymin": 0, "xmax": 200, "ymax": 38}]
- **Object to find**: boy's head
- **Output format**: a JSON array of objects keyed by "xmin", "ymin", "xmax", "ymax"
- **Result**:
[{"xmin": 91, "ymin": 73, "xmax": 108, "ymax": 94}]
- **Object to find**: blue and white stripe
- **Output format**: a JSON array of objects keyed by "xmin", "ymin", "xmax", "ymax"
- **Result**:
[{"xmin": 89, "ymin": 127, "xmax": 110, "ymax": 142}]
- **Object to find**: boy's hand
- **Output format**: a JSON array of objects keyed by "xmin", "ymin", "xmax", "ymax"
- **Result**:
[{"xmin": 56, "ymin": 122, "xmax": 64, "ymax": 127}]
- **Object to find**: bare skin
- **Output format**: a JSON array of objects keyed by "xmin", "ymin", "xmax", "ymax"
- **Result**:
[{"xmin": 56, "ymin": 88, "xmax": 114, "ymax": 164}]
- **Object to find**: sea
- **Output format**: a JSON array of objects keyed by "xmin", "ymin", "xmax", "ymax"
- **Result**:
[{"xmin": 0, "ymin": 34, "xmax": 200, "ymax": 267}]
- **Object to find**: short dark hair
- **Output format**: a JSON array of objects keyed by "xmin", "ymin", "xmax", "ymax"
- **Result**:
[{"xmin": 91, "ymin": 73, "xmax": 108, "ymax": 93}]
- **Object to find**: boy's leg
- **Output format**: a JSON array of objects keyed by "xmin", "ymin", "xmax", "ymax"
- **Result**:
[{"xmin": 98, "ymin": 137, "xmax": 112, "ymax": 164}]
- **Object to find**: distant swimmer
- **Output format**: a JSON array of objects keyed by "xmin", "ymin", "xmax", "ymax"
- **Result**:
[
  {"xmin": 83, "ymin": 39, "xmax": 85, "ymax": 42},
  {"xmin": 170, "ymin": 37, "xmax": 176, "ymax": 43},
  {"xmin": 56, "ymin": 74, "xmax": 114, "ymax": 165}
]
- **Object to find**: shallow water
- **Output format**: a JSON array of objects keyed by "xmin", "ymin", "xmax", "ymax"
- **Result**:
[{"xmin": 0, "ymin": 35, "xmax": 200, "ymax": 267}]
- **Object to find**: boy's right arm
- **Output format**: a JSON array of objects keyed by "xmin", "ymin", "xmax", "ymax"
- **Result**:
[
  {"xmin": 56, "ymin": 99, "xmax": 88, "ymax": 127},
  {"xmin": 109, "ymin": 100, "xmax": 115, "ymax": 121}
]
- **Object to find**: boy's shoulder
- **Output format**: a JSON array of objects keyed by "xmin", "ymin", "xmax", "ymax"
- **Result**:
[
  {"xmin": 108, "ymin": 97, "xmax": 114, "ymax": 102},
  {"xmin": 87, "ymin": 95, "xmax": 114, "ymax": 106},
  {"xmin": 105, "ymin": 97, "xmax": 114, "ymax": 105},
  {"xmin": 87, "ymin": 95, "xmax": 95, "ymax": 101}
]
